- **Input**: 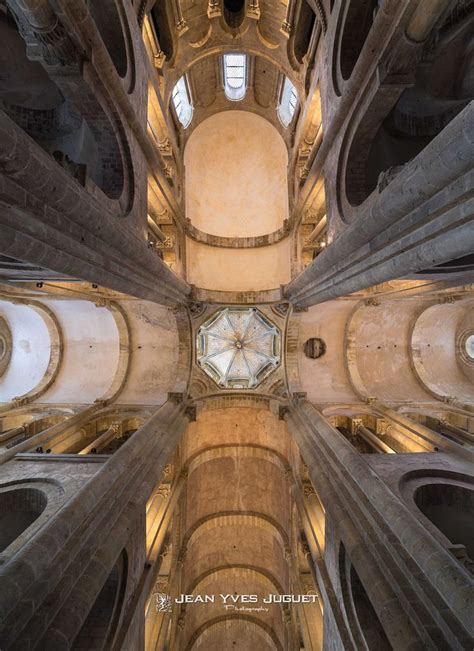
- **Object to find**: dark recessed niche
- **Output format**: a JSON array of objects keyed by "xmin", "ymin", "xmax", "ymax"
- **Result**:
[
  {"xmin": 224, "ymin": 0, "xmax": 245, "ymax": 28},
  {"xmin": 303, "ymin": 337, "xmax": 326, "ymax": 359}
]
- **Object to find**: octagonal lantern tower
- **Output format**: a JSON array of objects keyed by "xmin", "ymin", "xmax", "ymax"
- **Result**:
[{"xmin": 196, "ymin": 307, "xmax": 281, "ymax": 389}]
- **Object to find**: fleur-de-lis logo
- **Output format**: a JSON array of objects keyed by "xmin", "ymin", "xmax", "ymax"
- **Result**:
[{"xmin": 154, "ymin": 592, "xmax": 172, "ymax": 613}]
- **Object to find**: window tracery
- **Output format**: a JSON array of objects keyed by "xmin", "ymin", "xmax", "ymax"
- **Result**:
[
  {"xmin": 223, "ymin": 53, "xmax": 247, "ymax": 101},
  {"xmin": 278, "ymin": 76, "xmax": 298, "ymax": 127},
  {"xmin": 171, "ymin": 75, "xmax": 193, "ymax": 127}
]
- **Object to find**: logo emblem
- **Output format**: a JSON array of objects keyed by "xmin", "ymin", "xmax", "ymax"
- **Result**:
[{"xmin": 154, "ymin": 592, "xmax": 172, "ymax": 613}]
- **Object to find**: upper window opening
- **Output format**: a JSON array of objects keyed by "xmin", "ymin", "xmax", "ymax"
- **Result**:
[
  {"xmin": 223, "ymin": 53, "xmax": 247, "ymax": 102},
  {"xmin": 278, "ymin": 77, "xmax": 298, "ymax": 127},
  {"xmin": 171, "ymin": 76, "xmax": 193, "ymax": 128}
]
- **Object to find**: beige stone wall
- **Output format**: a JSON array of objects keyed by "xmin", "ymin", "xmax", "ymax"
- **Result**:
[
  {"xmin": 40, "ymin": 300, "xmax": 120, "ymax": 404},
  {"xmin": 185, "ymin": 236, "xmax": 291, "ymax": 291},
  {"xmin": 294, "ymin": 300, "xmax": 358, "ymax": 404},
  {"xmin": 184, "ymin": 111, "xmax": 288, "ymax": 238},
  {"xmin": 115, "ymin": 301, "xmax": 180, "ymax": 405}
]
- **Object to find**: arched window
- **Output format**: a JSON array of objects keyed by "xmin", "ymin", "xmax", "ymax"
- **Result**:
[
  {"xmin": 0, "ymin": 488, "xmax": 47, "ymax": 553},
  {"xmin": 223, "ymin": 53, "xmax": 247, "ymax": 101},
  {"xmin": 278, "ymin": 77, "xmax": 298, "ymax": 127},
  {"xmin": 415, "ymin": 483, "xmax": 474, "ymax": 562},
  {"xmin": 171, "ymin": 75, "xmax": 193, "ymax": 128},
  {"xmin": 72, "ymin": 550, "xmax": 128, "ymax": 650}
]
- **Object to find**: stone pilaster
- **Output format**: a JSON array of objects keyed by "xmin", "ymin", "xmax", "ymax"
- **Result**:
[
  {"xmin": 284, "ymin": 400, "xmax": 473, "ymax": 649},
  {"xmin": 0, "ymin": 399, "xmax": 192, "ymax": 649}
]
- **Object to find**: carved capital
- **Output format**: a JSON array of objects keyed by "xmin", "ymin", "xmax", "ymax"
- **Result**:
[
  {"xmin": 207, "ymin": 0, "xmax": 222, "ymax": 18},
  {"xmin": 188, "ymin": 301, "xmax": 207, "ymax": 319},
  {"xmin": 176, "ymin": 18, "xmax": 188, "ymax": 35},
  {"xmin": 247, "ymin": 1, "xmax": 260, "ymax": 19},
  {"xmin": 94, "ymin": 298, "xmax": 111, "ymax": 308},
  {"xmin": 154, "ymin": 578, "xmax": 168, "ymax": 592},
  {"xmin": 303, "ymin": 483, "xmax": 315, "ymax": 498},
  {"xmin": 157, "ymin": 486, "xmax": 171, "ymax": 499},
  {"xmin": 299, "ymin": 166, "xmax": 309, "ymax": 180},
  {"xmin": 11, "ymin": 396, "xmax": 28, "ymax": 408},
  {"xmin": 280, "ymin": 20, "xmax": 292, "ymax": 37},
  {"xmin": 156, "ymin": 236, "xmax": 173, "ymax": 249},
  {"xmin": 154, "ymin": 50, "xmax": 166, "ymax": 69}
]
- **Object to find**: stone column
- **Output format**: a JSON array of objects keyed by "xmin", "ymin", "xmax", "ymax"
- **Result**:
[
  {"xmin": 284, "ymin": 399, "xmax": 473, "ymax": 649},
  {"xmin": 0, "ymin": 110, "xmax": 191, "ymax": 306},
  {"xmin": 285, "ymin": 102, "xmax": 474, "ymax": 307},
  {"xmin": 115, "ymin": 470, "xmax": 188, "ymax": 650},
  {"xmin": 292, "ymin": 482, "xmax": 353, "ymax": 651},
  {"xmin": 0, "ymin": 397, "xmax": 193, "ymax": 649}
]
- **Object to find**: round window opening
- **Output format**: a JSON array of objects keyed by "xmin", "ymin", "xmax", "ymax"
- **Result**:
[
  {"xmin": 304, "ymin": 337, "xmax": 326, "ymax": 359},
  {"xmin": 465, "ymin": 333, "xmax": 474, "ymax": 361}
]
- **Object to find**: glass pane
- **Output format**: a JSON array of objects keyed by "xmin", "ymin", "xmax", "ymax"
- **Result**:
[
  {"xmin": 278, "ymin": 76, "xmax": 298, "ymax": 127},
  {"xmin": 171, "ymin": 76, "xmax": 193, "ymax": 128},
  {"xmin": 224, "ymin": 53, "xmax": 247, "ymax": 101}
]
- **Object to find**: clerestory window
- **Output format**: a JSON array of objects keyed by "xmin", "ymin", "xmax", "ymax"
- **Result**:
[
  {"xmin": 223, "ymin": 53, "xmax": 247, "ymax": 101},
  {"xmin": 278, "ymin": 76, "xmax": 298, "ymax": 127},
  {"xmin": 171, "ymin": 75, "xmax": 193, "ymax": 128}
]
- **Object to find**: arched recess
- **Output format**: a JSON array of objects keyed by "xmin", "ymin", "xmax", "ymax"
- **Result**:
[
  {"xmin": 0, "ymin": 300, "xmax": 62, "ymax": 408},
  {"xmin": 223, "ymin": 0, "xmax": 246, "ymax": 29},
  {"xmin": 344, "ymin": 301, "xmax": 431, "ymax": 403},
  {"xmin": 184, "ymin": 111, "xmax": 289, "ymax": 238},
  {"xmin": 292, "ymin": 1, "xmax": 316, "ymax": 64},
  {"xmin": 185, "ymin": 444, "xmax": 288, "ymax": 475},
  {"xmin": 414, "ymin": 482, "xmax": 474, "ymax": 567},
  {"xmin": 343, "ymin": 4, "xmax": 473, "ymax": 207},
  {"xmin": 87, "ymin": 1, "xmax": 128, "ymax": 78},
  {"xmin": 35, "ymin": 299, "xmax": 121, "ymax": 405},
  {"xmin": 72, "ymin": 549, "xmax": 128, "ymax": 650},
  {"xmin": 183, "ymin": 512, "xmax": 289, "ymax": 554},
  {"xmin": 149, "ymin": 0, "xmax": 176, "ymax": 61},
  {"xmin": 0, "ymin": 487, "xmax": 47, "ymax": 553},
  {"xmin": 191, "ymin": 617, "xmax": 278, "ymax": 650},
  {"xmin": 188, "ymin": 564, "xmax": 283, "ymax": 595},
  {"xmin": 0, "ymin": 6, "xmax": 127, "ymax": 201},
  {"xmin": 410, "ymin": 302, "xmax": 474, "ymax": 405},
  {"xmin": 339, "ymin": 543, "xmax": 392, "ymax": 650},
  {"xmin": 338, "ymin": 0, "xmax": 379, "ymax": 81}
]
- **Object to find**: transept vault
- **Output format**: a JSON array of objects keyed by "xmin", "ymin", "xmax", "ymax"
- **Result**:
[{"xmin": 0, "ymin": 0, "xmax": 473, "ymax": 650}]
